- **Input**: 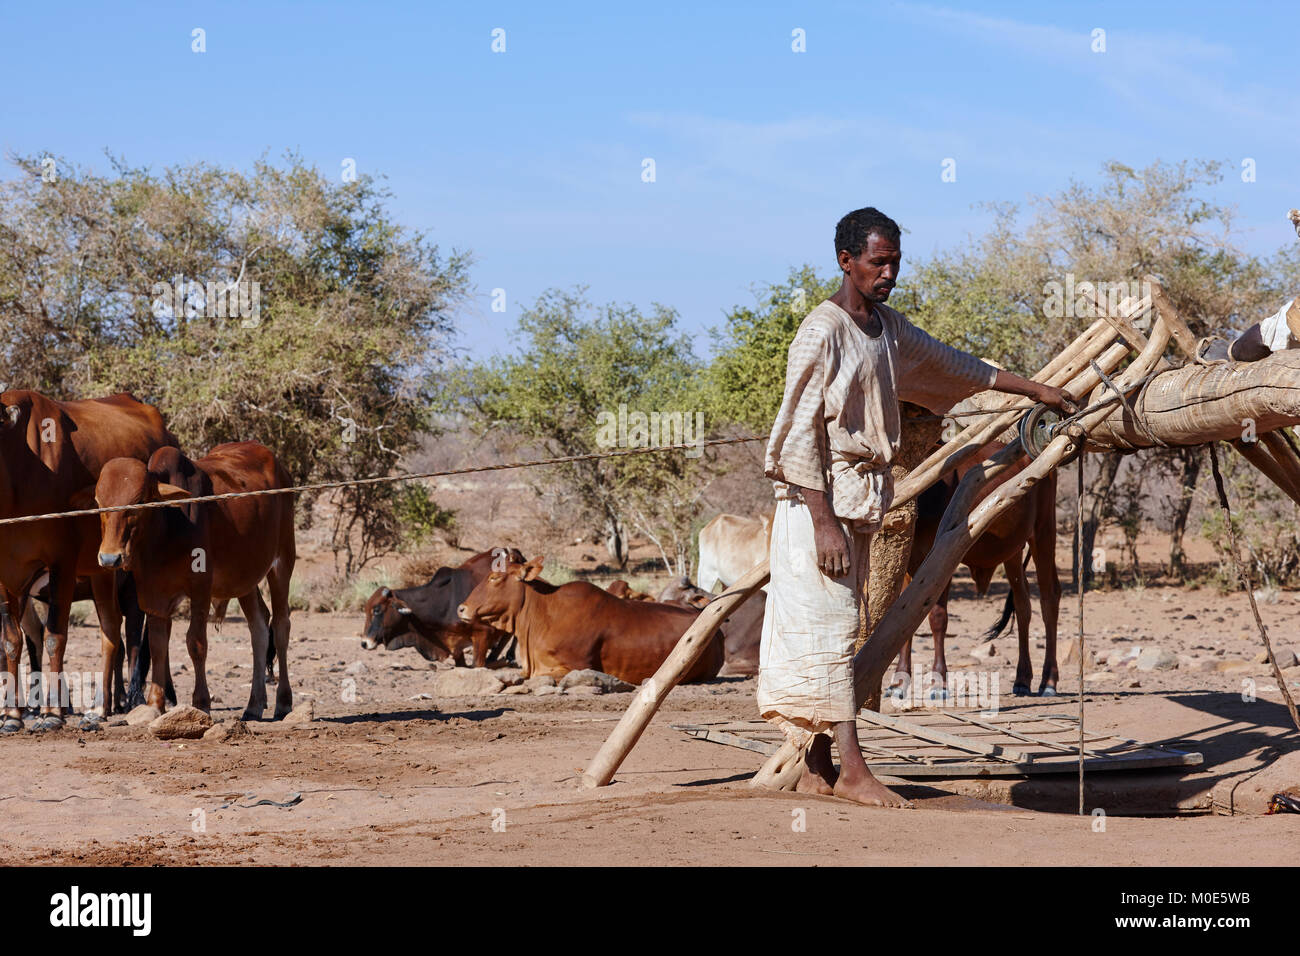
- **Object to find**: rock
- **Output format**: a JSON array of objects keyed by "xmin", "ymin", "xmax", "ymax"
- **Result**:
[
  {"xmin": 149, "ymin": 705, "xmax": 213, "ymax": 740},
  {"xmin": 1124, "ymin": 678, "xmax": 1142, "ymax": 688},
  {"xmin": 203, "ymin": 722, "xmax": 229, "ymax": 741},
  {"xmin": 499, "ymin": 684, "xmax": 531, "ymax": 695},
  {"xmin": 126, "ymin": 704, "xmax": 162, "ymax": 726},
  {"xmin": 225, "ymin": 719, "xmax": 253, "ymax": 739},
  {"xmin": 1216, "ymin": 658, "xmax": 1255, "ymax": 673},
  {"xmin": 524, "ymin": 674, "xmax": 557, "ymax": 689},
  {"xmin": 532, "ymin": 684, "xmax": 561, "ymax": 697},
  {"xmin": 344, "ymin": 660, "xmax": 368, "ymax": 675},
  {"xmin": 1256, "ymin": 649, "xmax": 1272, "ymax": 664},
  {"xmin": 1136, "ymin": 647, "xmax": 1179, "ymax": 672},
  {"xmin": 1276, "ymin": 647, "xmax": 1300, "ymax": 669},
  {"xmin": 493, "ymin": 668, "xmax": 525, "ymax": 687},
  {"xmin": 283, "ymin": 700, "xmax": 315, "ymax": 724},
  {"xmin": 432, "ymin": 669, "xmax": 505, "ymax": 697},
  {"xmin": 564, "ymin": 685, "xmax": 603, "ymax": 696},
  {"xmin": 558, "ymin": 669, "xmax": 634, "ymax": 693}
]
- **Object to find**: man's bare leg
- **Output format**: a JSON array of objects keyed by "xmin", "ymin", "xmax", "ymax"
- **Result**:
[
  {"xmin": 796, "ymin": 734, "xmax": 838, "ymax": 795},
  {"xmin": 832, "ymin": 719, "xmax": 911, "ymax": 807}
]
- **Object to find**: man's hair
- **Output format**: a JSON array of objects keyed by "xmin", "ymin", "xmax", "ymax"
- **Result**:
[{"xmin": 834, "ymin": 207, "xmax": 901, "ymax": 260}]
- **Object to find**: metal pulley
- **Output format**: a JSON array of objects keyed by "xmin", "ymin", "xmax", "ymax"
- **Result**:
[{"xmin": 1018, "ymin": 403, "xmax": 1062, "ymax": 459}]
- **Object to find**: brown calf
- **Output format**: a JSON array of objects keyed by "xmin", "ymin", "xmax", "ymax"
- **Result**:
[
  {"xmin": 0, "ymin": 390, "xmax": 176, "ymax": 731},
  {"xmin": 95, "ymin": 442, "xmax": 296, "ymax": 719},
  {"xmin": 457, "ymin": 556, "xmax": 724, "ymax": 684}
]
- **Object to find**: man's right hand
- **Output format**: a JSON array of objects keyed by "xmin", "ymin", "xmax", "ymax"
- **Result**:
[{"xmin": 797, "ymin": 487, "xmax": 850, "ymax": 577}]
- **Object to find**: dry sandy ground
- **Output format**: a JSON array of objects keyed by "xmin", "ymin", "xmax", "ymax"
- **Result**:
[{"xmin": 1, "ymin": 580, "xmax": 1299, "ymax": 867}]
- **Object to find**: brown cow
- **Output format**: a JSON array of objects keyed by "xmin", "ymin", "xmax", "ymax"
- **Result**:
[
  {"xmin": 457, "ymin": 556, "xmax": 724, "ymax": 684},
  {"xmin": 0, "ymin": 390, "xmax": 176, "ymax": 731},
  {"xmin": 360, "ymin": 548, "xmax": 523, "ymax": 666},
  {"xmin": 94, "ymin": 442, "xmax": 296, "ymax": 719},
  {"xmin": 892, "ymin": 442, "xmax": 1061, "ymax": 698},
  {"xmin": 657, "ymin": 576, "xmax": 763, "ymax": 677}
]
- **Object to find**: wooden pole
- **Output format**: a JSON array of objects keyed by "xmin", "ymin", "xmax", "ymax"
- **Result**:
[{"xmin": 580, "ymin": 561, "xmax": 769, "ymax": 788}]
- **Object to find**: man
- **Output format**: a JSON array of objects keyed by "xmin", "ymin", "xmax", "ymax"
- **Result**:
[{"xmin": 759, "ymin": 207, "xmax": 1076, "ymax": 807}]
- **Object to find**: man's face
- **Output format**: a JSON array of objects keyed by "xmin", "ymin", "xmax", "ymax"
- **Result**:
[{"xmin": 840, "ymin": 232, "xmax": 901, "ymax": 305}]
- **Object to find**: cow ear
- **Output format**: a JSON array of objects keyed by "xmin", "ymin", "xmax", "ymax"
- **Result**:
[
  {"xmin": 156, "ymin": 482, "xmax": 192, "ymax": 502},
  {"xmin": 521, "ymin": 556, "xmax": 545, "ymax": 581},
  {"xmin": 69, "ymin": 486, "xmax": 97, "ymax": 511}
]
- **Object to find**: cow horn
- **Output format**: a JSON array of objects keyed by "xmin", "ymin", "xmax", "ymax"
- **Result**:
[
  {"xmin": 3, "ymin": 405, "xmax": 17, "ymax": 426},
  {"xmin": 380, "ymin": 587, "xmax": 391, "ymax": 598}
]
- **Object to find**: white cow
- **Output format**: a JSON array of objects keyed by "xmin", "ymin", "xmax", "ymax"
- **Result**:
[{"xmin": 697, "ymin": 511, "xmax": 773, "ymax": 594}]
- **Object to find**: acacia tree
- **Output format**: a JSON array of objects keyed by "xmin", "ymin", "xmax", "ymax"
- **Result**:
[
  {"xmin": 0, "ymin": 151, "xmax": 468, "ymax": 574},
  {"xmin": 458, "ymin": 288, "xmax": 716, "ymax": 573}
]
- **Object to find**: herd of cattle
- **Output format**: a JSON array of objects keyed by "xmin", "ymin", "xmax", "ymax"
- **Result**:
[{"xmin": 0, "ymin": 386, "xmax": 1065, "ymax": 735}]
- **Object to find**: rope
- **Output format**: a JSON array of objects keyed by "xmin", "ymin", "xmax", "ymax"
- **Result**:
[
  {"xmin": 0, "ymin": 434, "xmax": 769, "ymax": 528},
  {"xmin": 1076, "ymin": 452, "xmax": 1086, "ymax": 815},
  {"xmin": 1207, "ymin": 443, "xmax": 1300, "ymax": 732}
]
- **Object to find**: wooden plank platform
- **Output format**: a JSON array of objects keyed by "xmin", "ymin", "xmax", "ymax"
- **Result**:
[{"xmin": 673, "ymin": 702, "xmax": 1203, "ymax": 779}]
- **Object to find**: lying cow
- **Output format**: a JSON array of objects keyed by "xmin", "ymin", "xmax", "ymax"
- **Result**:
[
  {"xmin": 606, "ymin": 580, "xmax": 653, "ymax": 601},
  {"xmin": 457, "ymin": 556, "xmax": 724, "ymax": 684},
  {"xmin": 94, "ymin": 442, "xmax": 296, "ymax": 721},
  {"xmin": 657, "ymin": 577, "xmax": 762, "ymax": 677},
  {"xmin": 360, "ymin": 548, "xmax": 522, "ymax": 666}
]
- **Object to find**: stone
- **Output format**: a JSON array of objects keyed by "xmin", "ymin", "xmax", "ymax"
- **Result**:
[
  {"xmin": 1276, "ymin": 647, "xmax": 1300, "ymax": 669},
  {"xmin": 564, "ymin": 685, "xmax": 603, "ymax": 696},
  {"xmin": 1216, "ymin": 658, "xmax": 1255, "ymax": 673},
  {"xmin": 533, "ymin": 684, "xmax": 561, "ymax": 697},
  {"xmin": 344, "ymin": 660, "xmax": 368, "ymax": 675},
  {"xmin": 432, "ymin": 669, "xmax": 505, "ymax": 697},
  {"xmin": 499, "ymin": 684, "xmax": 531, "ymax": 695},
  {"xmin": 126, "ymin": 704, "xmax": 162, "ymax": 726},
  {"xmin": 524, "ymin": 674, "xmax": 557, "ymax": 689},
  {"xmin": 1136, "ymin": 647, "xmax": 1178, "ymax": 672},
  {"xmin": 203, "ymin": 722, "xmax": 229, "ymax": 741},
  {"xmin": 493, "ymin": 668, "xmax": 525, "ymax": 687},
  {"xmin": 283, "ymin": 700, "xmax": 315, "ymax": 724},
  {"xmin": 225, "ymin": 719, "xmax": 253, "ymax": 738},
  {"xmin": 558, "ymin": 669, "xmax": 634, "ymax": 693},
  {"xmin": 149, "ymin": 705, "xmax": 214, "ymax": 740},
  {"xmin": 1124, "ymin": 678, "xmax": 1142, "ymax": 688}
]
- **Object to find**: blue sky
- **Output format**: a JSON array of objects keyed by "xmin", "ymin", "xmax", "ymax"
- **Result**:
[{"xmin": 3, "ymin": 1, "xmax": 1298, "ymax": 361}]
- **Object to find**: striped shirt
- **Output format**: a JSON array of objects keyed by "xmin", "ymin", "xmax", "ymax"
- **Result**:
[{"xmin": 764, "ymin": 299, "xmax": 997, "ymax": 525}]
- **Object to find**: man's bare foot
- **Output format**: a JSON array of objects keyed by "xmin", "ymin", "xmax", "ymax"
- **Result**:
[
  {"xmin": 833, "ymin": 770, "xmax": 912, "ymax": 808},
  {"xmin": 796, "ymin": 735, "xmax": 839, "ymax": 795}
]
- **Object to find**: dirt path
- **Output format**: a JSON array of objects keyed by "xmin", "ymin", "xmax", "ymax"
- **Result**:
[{"xmin": 2, "ymin": 584, "xmax": 1299, "ymax": 866}]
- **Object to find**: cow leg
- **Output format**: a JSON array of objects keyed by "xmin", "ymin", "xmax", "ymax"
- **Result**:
[
  {"xmin": 889, "ymin": 637, "xmax": 913, "ymax": 699},
  {"xmin": 928, "ymin": 582, "xmax": 951, "ymax": 700},
  {"xmin": 1006, "ymin": 559, "xmax": 1034, "ymax": 696},
  {"xmin": 238, "ymin": 590, "xmax": 272, "ymax": 720},
  {"xmin": 82, "ymin": 573, "xmax": 123, "ymax": 728},
  {"xmin": 0, "ymin": 591, "xmax": 25, "ymax": 731},
  {"xmin": 145, "ymin": 614, "xmax": 174, "ymax": 713},
  {"xmin": 267, "ymin": 564, "xmax": 294, "ymax": 719},
  {"xmin": 185, "ymin": 600, "xmax": 212, "ymax": 713},
  {"xmin": 1032, "ymin": 521, "xmax": 1063, "ymax": 697},
  {"xmin": 33, "ymin": 568, "xmax": 76, "ymax": 730},
  {"xmin": 21, "ymin": 600, "xmax": 45, "ymax": 716}
]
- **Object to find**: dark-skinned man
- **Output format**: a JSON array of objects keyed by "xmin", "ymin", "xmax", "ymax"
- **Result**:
[{"xmin": 759, "ymin": 207, "xmax": 1077, "ymax": 807}]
